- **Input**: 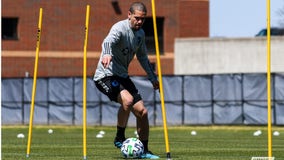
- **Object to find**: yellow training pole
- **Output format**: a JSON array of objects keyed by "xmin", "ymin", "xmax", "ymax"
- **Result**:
[
  {"xmin": 26, "ymin": 8, "xmax": 43, "ymax": 158},
  {"xmin": 83, "ymin": 5, "xmax": 90, "ymax": 160},
  {"xmin": 266, "ymin": 0, "xmax": 272, "ymax": 158},
  {"xmin": 151, "ymin": 0, "xmax": 171, "ymax": 159}
]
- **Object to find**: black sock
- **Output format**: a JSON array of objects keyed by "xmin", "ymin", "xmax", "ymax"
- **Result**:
[
  {"xmin": 116, "ymin": 126, "xmax": 126, "ymax": 140},
  {"xmin": 141, "ymin": 140, "xmax": 149, "ymax": 153}
]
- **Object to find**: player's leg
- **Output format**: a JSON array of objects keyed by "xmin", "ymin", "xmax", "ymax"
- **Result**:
[
  {"xmin": 94, "ymin": 77, "xmax": 131, "ymax": 148},
  {"xmin": 113, "ymin": 76, "xmax": 141, "ymax": 148},
  {"xmin": 132, "ymin": 101, "xmax": 159, "ymax": 159},
  {"xmin": 132, "ymin": 100, "xmax": 149, "ymax": 146},
  {"xmin": 114, "ymin": 90, "xmax": 133, "ymax": 148}
]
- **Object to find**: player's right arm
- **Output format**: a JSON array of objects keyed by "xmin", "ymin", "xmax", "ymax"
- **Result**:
[{"xmin": 101, "ymin": 23, "xmax": 121, "ymax": 68}]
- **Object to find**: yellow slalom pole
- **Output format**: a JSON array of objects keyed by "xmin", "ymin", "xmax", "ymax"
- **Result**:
[
  {"xmin": 83, "ymin": 5, "xmax": 90, "ymax": 160},
  {"xmin": 151, "ymin": 0, "xmax": 171, "ymax": 159},
  {"xmin": 26, "ymin": 8, "xmax": 43, "ymax": 158},
  {"xmin": 266, "ymin": 0, "xmax": 272, "ymax": 158}
]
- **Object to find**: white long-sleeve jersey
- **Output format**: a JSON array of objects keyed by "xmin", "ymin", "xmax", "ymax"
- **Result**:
[{"xmin": 93, "ymin": 19, "xmax": 157, "ymax": 82}]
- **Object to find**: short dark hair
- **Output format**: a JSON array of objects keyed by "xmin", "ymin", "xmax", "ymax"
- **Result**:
[{"xmin": 129, "ymin": 2, "xmax": 147, "ymax": 14}]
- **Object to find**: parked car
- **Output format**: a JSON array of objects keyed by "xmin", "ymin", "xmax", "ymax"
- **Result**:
[{"xmin": 255, "ymin": 27, "xmax": 284, "ymax": 36}]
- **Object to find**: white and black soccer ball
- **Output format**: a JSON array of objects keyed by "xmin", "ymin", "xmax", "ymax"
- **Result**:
[{"xmin": 121, "ymin": 138, "xmax": 144, "ymax": 158}]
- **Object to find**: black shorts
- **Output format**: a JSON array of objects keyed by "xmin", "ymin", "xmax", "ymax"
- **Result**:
[{"xmin": 94, "ymin": 76, "xmax": 142, "ymax": 103}]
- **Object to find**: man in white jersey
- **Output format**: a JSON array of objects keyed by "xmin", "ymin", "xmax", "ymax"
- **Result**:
[{"xmin": 93, "ymin": 2, "xmax": 159, "ymax": 159}]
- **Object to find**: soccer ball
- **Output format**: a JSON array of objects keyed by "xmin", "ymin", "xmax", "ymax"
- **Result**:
[{"xmin": 121, "ymin": 138, "xmax": 144, "ymax": 158}]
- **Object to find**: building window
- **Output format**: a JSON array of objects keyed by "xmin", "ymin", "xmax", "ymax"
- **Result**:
[
  {"xmin": 142, "ymin": 17, "xmax": 164, "ymax": 54},
  {"xmin": 2, "ymin": 17, "xmax": 19, "ymax": 40}
]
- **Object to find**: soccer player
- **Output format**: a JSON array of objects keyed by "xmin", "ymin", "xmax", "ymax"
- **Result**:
[{"xmin": 93, "ymin": 1, "xmax": 160, "ymax": 159}]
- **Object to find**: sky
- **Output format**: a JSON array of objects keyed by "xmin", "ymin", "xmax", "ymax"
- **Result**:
[{"xmin": 210, "ymin": 0, "xmax": 284, "ymax": 37}]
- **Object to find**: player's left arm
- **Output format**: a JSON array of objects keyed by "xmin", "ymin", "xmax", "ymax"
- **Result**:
[{"xmin": 136, "ymin": 41, "xmax": 159, "ymax": 90}]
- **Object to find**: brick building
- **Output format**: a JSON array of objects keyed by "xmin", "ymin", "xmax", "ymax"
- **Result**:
[{"xmin": 2, "ymin": 0, "xmax": 209, "ymax": 78}]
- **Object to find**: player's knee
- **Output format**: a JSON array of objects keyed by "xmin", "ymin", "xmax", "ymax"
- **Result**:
[
  {"xmin": 136, "ymin": 107, "xmax": 148, "ymax": 119},
  {"xmin": 124, "ymin": 93, "xmax": 142, "ymax": 107},
  {"xmin": 141, "ymin": 108, "xmax": 148, "ymax": 117},
  {"xmin": 122, "ymin": 96, "xmax": 134, "ymax": 109}
]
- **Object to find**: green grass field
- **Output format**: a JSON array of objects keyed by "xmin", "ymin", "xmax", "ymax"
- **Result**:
[{"xmin": 2, "ymin": 125, "xmax": 284, "ymax": 160}]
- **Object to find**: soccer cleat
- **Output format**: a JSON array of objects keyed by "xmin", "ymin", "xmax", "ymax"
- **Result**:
[
  {"xmin": 113, "ymin": 136, "xmax": 125, "ymax": 149},
  {"xmin": 140, "ymin": 151, "xmax": 160, "ymax": 159}
]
